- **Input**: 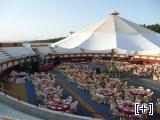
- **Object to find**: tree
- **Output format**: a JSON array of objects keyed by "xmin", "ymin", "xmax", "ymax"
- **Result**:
[
  {"xmin": 69, "ymin": 31, "xmax": 74, "ymax": 34},
  {"xmin": 143, "ymin": 24, "xmax": 160, "ymax": 33}
]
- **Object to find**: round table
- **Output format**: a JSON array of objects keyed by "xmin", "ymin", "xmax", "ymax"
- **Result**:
[
  {"xmin": 34, "ymin": 74, "xmax": 45, "ymax": 79},
  {"xmin": 15, "ymin": 73, "xmax": 26, "ymax": 78},
  {"xmin": 47, "ymin": 100, "xmax": 71, "ymax": 112},
  {"xmin": 43, "ymin": 87, "xmax": 59, "ymax": 95},
  {"xmin": 117, "ymin": 102, "xmax": 135, "ymax": 116},
  {"xmin": 129, "ymin": 89, "xmax": 147, "ymax": 97},
  {"xmin": 99, "ymin": 90, "xmax": 114, "ymax": 96}
]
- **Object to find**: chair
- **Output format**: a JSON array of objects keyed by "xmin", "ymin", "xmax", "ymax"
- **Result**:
[
  {"xmin": 124, "ymin": 96, "xmax": 130, "ymax": 101},
  {"xmin": 112, "ymin": 109, "xmax": 119, "ymax": 116},
  {"xmin": 138, "ymin": 86, "xmax": 144, "ymax": 91},
  {"xmin": 96, "ymin": 93, "xmax": 105, "ymax": 104},
  {"xmin": 115, "ymin": 92, "xmax": 121, "ymax": 98},
  {"xmin": 113, "ymin": 88, "xmax": 117, "ymax": 93},
  {"xmin": 146, "ymin": 89, "xmax": 151, "ymax": 93},
  {"xmin": 57, "ymin": 88, "xmax": 63, "ymax": 97},
  {"xmin": 56, "ymin": 85, "xmax": 61, "ymax": 90},
  {"xmin": 81, "ymin": 84, "xmax": 87, "ymax": 91},
  {"xmin": 110, "ymin": 102, "xmax": 116, "ymax": 112},
  {"xmin": 135, "ymin": 97, "xmax": 141, "ymax": 104},
  {"xmin": 129, "ymin": 86, "xmax": 135, "ymax": 91},
  {"xmin": 71, "ymin": 101, "xmax": 79, "ymax": 112},
  {"xmin": 143, "ymin": 96, "xmax": 149, "ymax": 103},
  {"xmin": 77, "ymin": 84, "xmax": 81, "ymax": 89},
  {"xmin": 53, "ymin": 95, "xmax": 60, "ymax": 101},
  {"xmin": 156, "ymin": 102, "xmax": 160, "ymax": 113},
  {"xmin": 43, "ymin": 98, "xmax": 48, "ymax": 105},
  {"xmin": 124, "ymin": 91, "xmax": 130, "ymax": 97},
  {"xmin": 90, "ymin": 91, "xmax": 96, "ymax": 101},
  {"xmin": 66, "ymin": 96, "xmax": 73, "ymax": 103},
  {"xmin": 116, "ymin": 99, "xmax": 123, "ymax": 105},
  {"xmin": 149, "ymin": 92, "xmax": 154, "ymax": 96}
]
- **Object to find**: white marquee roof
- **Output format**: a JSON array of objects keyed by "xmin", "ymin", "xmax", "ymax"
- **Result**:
[{"xmin": 51, "ymin": 11, "xmax": 160, "ymax": 52}]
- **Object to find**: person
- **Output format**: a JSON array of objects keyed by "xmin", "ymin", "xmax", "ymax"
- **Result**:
[
  {"xmin": 54, "ymin": 55, "xmax": 61, "ymax": 65},
  {"xmin": 95, "ymin": 66, "xmax": 100, "ymax": 74},
  {"xmin": 10, "ymin": 70, "xmax": 16, "ymax": 78}
]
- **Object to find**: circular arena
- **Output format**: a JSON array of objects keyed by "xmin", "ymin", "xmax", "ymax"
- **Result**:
[{"xmin": 0, "ymin": 7, "xmax": 160, "ymax": 120}]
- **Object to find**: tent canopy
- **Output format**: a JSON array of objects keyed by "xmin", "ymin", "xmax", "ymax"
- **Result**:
[{"xmin": 51, "ymin": 10, "xmax": 160, "ymax": 52}]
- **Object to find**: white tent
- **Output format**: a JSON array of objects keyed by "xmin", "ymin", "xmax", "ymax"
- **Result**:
[
  {"xmin": 51, "ymin": 10, "xmax": 160, "ymax": 53},
  {"xmin": 51, "ymin": 45, "xmax": 128, "ymax": 54}
]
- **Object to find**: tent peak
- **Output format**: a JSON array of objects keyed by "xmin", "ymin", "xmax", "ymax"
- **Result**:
[{"xmin": 110, "ymin": 10, "xmax": 119, "ymax": 16}]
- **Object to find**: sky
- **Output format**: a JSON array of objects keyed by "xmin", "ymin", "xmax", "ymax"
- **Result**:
[{"xmin": 0, "ymin": 0, "xmax": 160, "ymax": 41}]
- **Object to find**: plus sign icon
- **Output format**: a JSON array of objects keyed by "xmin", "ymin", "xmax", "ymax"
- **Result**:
[{"xmin": 135, "ymin": 103, "xmax": 153, "ymax": 115}]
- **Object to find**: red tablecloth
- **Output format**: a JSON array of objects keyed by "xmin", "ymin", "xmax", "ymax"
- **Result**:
[
  {"xmin": 99, "ymin": 90, "xmax": 114, "ymax": 96},
  {"xmin": 37, "ymin": 79, "xmax": 50, "ymax": 85},
  {"xmin": 111, "ymin": 81, "xmax": 123, "ymax": 88},
  {"xmin": 129, "ymin": 90, "xmax": 147, "ymax": 97},
  {"xmin": 15, "ymin": 73, "xmax": 26, "ymax": 78},
  {"xmin": 34, "ymin": 74, "xmax": 45, "ymax": 79},
  {"xmin": 47, "ymin": 100, "xmax": 71, "ymax": 111},
  {"xmin": 43, "ymin": 87, "xmax": 59, "ymax": 95},
  {"xmin": 117, "ymin": 102, "xmax": 135, "ymax": 116},
  {"xmin": 39, "ymin": 64, "xmax": 53, "ymax": 71}
]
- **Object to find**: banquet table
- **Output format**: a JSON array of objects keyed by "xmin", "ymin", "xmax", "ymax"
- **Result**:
[
  {"xmin": 34, "ymin": 74, "xmax": 45, "ymax": 79},
  {"xmin": 129, "ymin": 89, "xmax": 147, "ymax": 97},
  {"xmin": 15, "ymin": 73, "xmax": 26, "ymax": 78},
  {"xmin": 35, "ymin": 79, "xmax": 48, "ymax": 88},
  {"xmin": 78, "ymin": 80, "xmax": 96, "ymax": 90},
  {"xmin": 116, "ymin": 102, "xmax": 135, "ymax": 116},
  {"xmin": 43, "ymin": 87, "xmax": 59, "ymax": 95},
  {"xmin": 47, "ymin": 100, "xmax": 71, "ymax": 112},
  {"xmin": 111, "ymin": 81, "xmax": 123, "ymax": 88},
  {"xmin": 99, "ymin": 90, "xmax": 114, "ymax": 96},
  {"xmin": 129, "ymin": 86, "xmax": 135, "ymax": 89},
  {"xmin": 39, "ymin": 79, "xmax": 51, "ymax": 84},
  {"xmin": 78, "ymin": 80, "xmax": 96, "ymax": 85}
]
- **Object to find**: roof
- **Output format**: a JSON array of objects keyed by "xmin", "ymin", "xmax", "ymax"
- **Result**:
[{"xmin": 52, "ymin": 11, "xmax": 160, "ymax": 52}]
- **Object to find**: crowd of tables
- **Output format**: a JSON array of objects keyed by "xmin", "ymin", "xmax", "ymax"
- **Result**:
[
  {"xmin": 10, "ymin": 70, "xmax": 78, "ymax": 113},
  {"xmin": 116, "ymin": 62, "xmax": 160, "ymax": 81},
  {"xmin": 9, "ymin": 62, "xmax": 160, "ymax": 119},
  {"xmin": 57, "ymin": 63, "xmax": 158, "ymax": 119}
]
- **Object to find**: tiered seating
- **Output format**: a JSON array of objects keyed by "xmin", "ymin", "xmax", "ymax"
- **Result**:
[
  {"xmin": 3, "ymin": 47, "xmax": 35, "ymax": 58},
  {"xmin": 0, "ymin": 54, "xmax": 9, "ymax": 61},
  {"xmin": 36, "ymin": 47, "xmax": 52, "ymax": 55},
  {"xmin": 0, "ymin": 48, "xmax": 11, "ymax": 61}
]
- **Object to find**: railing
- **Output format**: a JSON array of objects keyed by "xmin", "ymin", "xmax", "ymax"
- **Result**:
[
  {"xmin": 0, "ymin": 86, "xmax": 24, "ymax": 101},
  {"xmin": 0, "ymin": 83, "xmax": 115, "ymax": 119},
  {"xmin": 1, "ymin": 86, "xmax": 160, "ymax": 120},
  {"xmin": 0, "ymin": 86, "xmax": 104, "ymax": 119}
]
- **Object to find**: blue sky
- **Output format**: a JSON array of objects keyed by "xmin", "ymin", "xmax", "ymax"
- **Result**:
[{"xmin": 0, "ymin": 0, "xmax": 160, "ymax": 41}]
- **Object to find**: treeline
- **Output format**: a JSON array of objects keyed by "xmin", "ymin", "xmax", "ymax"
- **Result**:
[{"xmin": 143, "ymin": 24, "xmax": 160, "ymax": 33}]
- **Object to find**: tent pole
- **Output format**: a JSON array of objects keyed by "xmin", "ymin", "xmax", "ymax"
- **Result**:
[{"xmin": 111, "ymin": 49, "xmax": 114, "ymax": 70}]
